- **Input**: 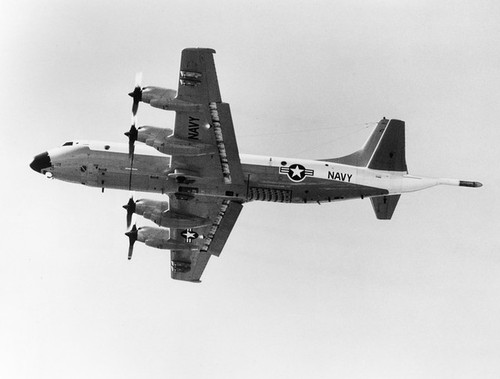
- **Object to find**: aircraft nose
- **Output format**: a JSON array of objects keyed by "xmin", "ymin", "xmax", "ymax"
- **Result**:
[{"xmin": 29, "ymin": 151, "xmax": 52, "ymax": 173}]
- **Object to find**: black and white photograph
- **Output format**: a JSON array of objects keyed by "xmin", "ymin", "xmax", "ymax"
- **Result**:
[{"xmin": 2, "ymin": 1, "xmax": 499, "ymax": 378}]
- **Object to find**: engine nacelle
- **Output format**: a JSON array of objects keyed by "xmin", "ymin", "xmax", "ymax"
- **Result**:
[
  {"xmin": 140, "ymin": 86, "xmax": 176, "ymax": 105},
  {"xmin": 138, "ymin": 125, "xmax": 216, "ymax": 156},
  {"xmin": 134, "ymin": 199, "xmax": 169, "ymax": 225},
  {"xmin": 137, "ymin": 125, "xmax": 173, "ymax": 147},
  {"xmin": 134, "ymin": 198, "xmax": 211, "ymax": 228},
  {"xmin": 141, "ymin": 86, "xmax": 203, "ymax": 112},
  {"xmin": 136, "ymin": 226, "xmax": 197, "ymax": 250},
  {"xmin": 160, "ymin": 210, "xmax": 211, "ymax": 229}
]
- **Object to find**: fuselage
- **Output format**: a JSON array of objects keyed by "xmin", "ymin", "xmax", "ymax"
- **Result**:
[{"xmin": 30, "ymin": 140, "xmax": 455, "ymax": 204}]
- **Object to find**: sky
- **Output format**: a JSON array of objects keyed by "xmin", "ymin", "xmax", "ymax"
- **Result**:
[{"xmin": 1, "ymin": 0, "xmax": 500, "ymax": 378}]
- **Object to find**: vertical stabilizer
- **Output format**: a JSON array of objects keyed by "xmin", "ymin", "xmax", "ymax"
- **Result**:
[{"xmin": 327, "ymin": 118, "xmax": 407, "ymax": 172}]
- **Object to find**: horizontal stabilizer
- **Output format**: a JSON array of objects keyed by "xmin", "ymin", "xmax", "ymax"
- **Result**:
[{"xmin": 370, "ymin": 195, "xmax": 401, "ymax": 220}]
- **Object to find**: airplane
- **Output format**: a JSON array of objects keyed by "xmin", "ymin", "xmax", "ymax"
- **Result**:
[{"xmin": 30, "ymin": 48, "xmax": 482, "ymax": 283}]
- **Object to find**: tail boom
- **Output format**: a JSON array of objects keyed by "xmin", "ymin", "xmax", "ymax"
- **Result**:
[{"xmin": 392, "ymin": 175, "xmax": 483, "ymax": 194}]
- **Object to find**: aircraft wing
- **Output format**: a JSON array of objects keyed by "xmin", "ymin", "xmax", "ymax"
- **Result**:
[
  {"xmin": 170, "ymin": 48, "xmax": 245, "ymax": 186},
  {"xmin": 168, "ymin": 195, "xmax": 243, "ymax": 282},
  {"xmin": 136, "ymin": 49, "xmax": 245, "ymax": 281}
]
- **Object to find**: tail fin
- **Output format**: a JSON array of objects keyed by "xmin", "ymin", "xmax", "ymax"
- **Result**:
[{"xmin": 327, "ymin": 118, "xmax": 407, "ymax": 172}]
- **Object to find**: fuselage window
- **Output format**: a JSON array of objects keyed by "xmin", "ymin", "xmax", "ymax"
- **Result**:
[
  {"xmin": 104, "ymin": 145, "xmax": 110, "ymax": 150},
  {"xmin": 63, "ymin": 142, "xmax": 73, "ymax": 146}
]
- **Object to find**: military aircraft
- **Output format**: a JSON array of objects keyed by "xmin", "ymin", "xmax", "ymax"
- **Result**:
[{"xmin": 30, "ymin": 48, "xmax": 482, "ymax": 282}]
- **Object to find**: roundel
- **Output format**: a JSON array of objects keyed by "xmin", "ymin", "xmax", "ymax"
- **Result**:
[
  {"xmin": 287, "ymin": 164, "xmax": 307, "ymax": 182},
  {"xmin": 181, "ymin": 229, "xmax": 199, "ymax": 243}
]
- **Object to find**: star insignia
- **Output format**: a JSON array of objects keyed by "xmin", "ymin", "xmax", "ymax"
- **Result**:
[
  {"xmin": 290, "ymin": 165, "xmax": 304, "ymax": 179},
  {"xmin": 181, "ymin": 229, "xmax": 199, "ymax": 243},
  {"xmin": 279, "ymin": 163, "xmax": 314, "ymax": 182}
]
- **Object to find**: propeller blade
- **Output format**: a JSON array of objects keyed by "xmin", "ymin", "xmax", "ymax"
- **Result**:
[
  {"xmin": 128, "ymin": 72, "xmax": 143, "ymax": 116},
  {"xmin": 124, "ymin": 118, "xmax": 138, "ymax": 158},
  {"xmin": 124, "ymin": 119, "xmax": 137, "ymax": 191},
  {"xmin": 123, "ymin": 196, "xmax": 136, "ymax": 228},
  {"xmin": 125, "ymin": 224, "xmax": 138, "ymax": 260},
  {"xmin": 126, "ymin": 73, "xmax": 142, "ymax": 190},
  {"xmin": 135, "ymin": 71, "xmax": 143, "ymax": 88},
  {"xmin": 127, "ymin": 155, "xmax": 134, "ymax": 191}
]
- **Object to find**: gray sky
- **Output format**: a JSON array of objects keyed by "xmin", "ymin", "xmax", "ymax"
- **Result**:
[{"xmin": 2, "ymin": 1, "xmax": 500, "ymax": 378}]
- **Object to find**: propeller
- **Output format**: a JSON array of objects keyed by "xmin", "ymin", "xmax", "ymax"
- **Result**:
[
  {"xmin": 124, "ymin": 117, "xmax": 138, "ymax": 191},
  {"xmin": 123, "ymin": 73, "xmax": 144, "ymax": 259},
  {"xmin": 123, "ymin": 195, "xmax": 136, "ymax": 228},
  {"xmin": 125, "ymin": 224, "xmax": 138, "ymax": 260},
  {"xmin": 124, "ymin": 117, "xmax": 138, "ymax": 159},
  {"xmin": 128, "ymin": 72, "xmax": 143, "ymax": 116},
  {"xmin": 125, "ymin": 74, "xmax": 142, "ymax": 190}
]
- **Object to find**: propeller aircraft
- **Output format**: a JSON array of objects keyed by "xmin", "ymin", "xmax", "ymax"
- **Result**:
[{"xmin": 30, "ymin": 48, "xmax": 482, "ymax": 282}]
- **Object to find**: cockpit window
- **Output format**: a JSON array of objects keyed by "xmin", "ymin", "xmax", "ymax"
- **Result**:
[{"xmin": 62, "ymin": 141, "xmax": 73, "ymax": 146}]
